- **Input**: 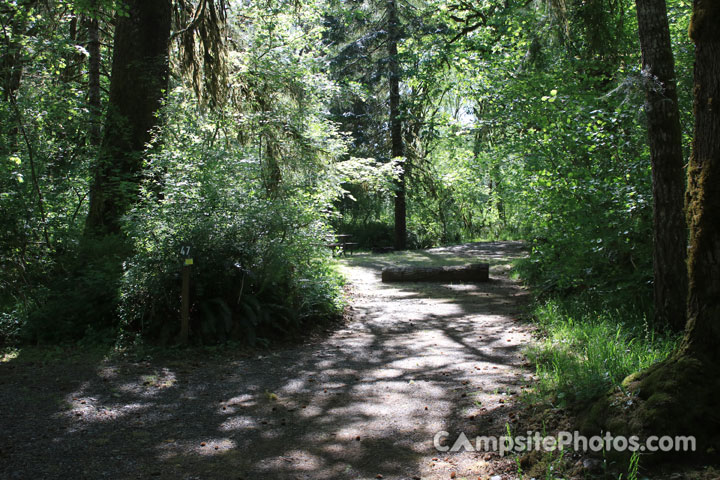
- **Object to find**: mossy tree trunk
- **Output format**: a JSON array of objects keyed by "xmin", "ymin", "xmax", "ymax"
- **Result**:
[
  {"xmin": 584, "ymin": 0, "xmax": 720, "ymax": 460},
  {"xmin": 635, "ymin": 0, "xmax": 687, "ymax": 331},
  {"xmin": 85, "ymin": 0, "xmax": 172, "ymax": 235},
  {"xmin": 682, "ymin": 0, "xmax": 720, "ymax": 363}
]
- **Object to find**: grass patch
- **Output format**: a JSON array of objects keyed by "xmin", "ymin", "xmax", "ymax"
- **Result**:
[{"xmin": 524, "ymin": 298, "xmax": 678, "ymax": 408}]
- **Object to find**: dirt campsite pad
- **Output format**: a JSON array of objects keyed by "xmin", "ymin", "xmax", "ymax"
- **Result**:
[{"xmin": 0, "ymin": 241, "xmax": 535, "ymax": 479}]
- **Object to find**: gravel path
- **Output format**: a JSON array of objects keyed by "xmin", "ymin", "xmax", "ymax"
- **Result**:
[{"xmin": 0, "ymin": 242, "xmax": 533, "ymax": 479}]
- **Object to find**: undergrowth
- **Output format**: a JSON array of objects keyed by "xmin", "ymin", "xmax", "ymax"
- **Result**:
[{"xmin": 523, "ymin": 297, "xmax": 678, "ymax": 408}]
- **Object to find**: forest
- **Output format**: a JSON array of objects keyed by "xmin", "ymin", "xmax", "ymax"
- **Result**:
[{"xmin": 1, "ymin": 0, "xmax": 718, "ymax": 479}]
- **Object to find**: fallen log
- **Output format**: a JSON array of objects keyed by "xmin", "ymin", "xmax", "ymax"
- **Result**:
[{"xmin": 381, "ymin": 263, "xmax": 489, "ymax": 283}]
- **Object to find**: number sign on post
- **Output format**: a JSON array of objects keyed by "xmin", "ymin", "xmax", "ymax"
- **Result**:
[{"xmin": 179, "ymin": 246, "xmax": 193, "ymax": 344}]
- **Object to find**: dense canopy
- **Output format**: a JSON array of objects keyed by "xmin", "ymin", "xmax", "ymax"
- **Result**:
[{"xmin": 1, "ymin": 0, "xmax": 718, "ymax": 476}]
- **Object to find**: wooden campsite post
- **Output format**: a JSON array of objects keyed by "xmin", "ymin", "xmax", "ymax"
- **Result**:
[{"xmin": 180, "ymin": 245, "xmax": 193, "ymax": 344}]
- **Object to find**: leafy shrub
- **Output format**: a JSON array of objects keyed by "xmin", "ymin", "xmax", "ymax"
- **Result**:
[
  {"xmin": 501, "ymin": 80, "xmax": 656, "ymax": 313},
  {"xmin": 118, "ymin": 86, "xmax": 346, "ymax": 345},
  {"xmin": 120, "ymin": 199, "xmax": 344, "ymax": 345}
]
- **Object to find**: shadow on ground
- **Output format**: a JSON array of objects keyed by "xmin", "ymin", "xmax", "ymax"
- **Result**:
[{"xmin": 0, "ymin": 241, "xmax": 533, "ymax": 479}]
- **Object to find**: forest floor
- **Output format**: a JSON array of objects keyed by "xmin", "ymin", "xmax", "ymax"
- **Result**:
[
  {"xmin": 1, "ymin": 241, "xmax": 534, "ymax": 479},
  {"xmin": 5, "ymin": 241, "xmax": 705, "ymax": 480}
]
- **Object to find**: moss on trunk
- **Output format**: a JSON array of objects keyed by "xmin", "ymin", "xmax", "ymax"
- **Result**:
[
  {"xmin": 583, "ymin": 0, "xmax": 720, "ymax": 464},
  {"xmin": 581, "ymin": 351, "xmax": 720, "ymax": 463}
]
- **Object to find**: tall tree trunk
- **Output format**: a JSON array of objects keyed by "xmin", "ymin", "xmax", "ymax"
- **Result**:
[
  {"xmin": 0, "ymin": 1, "xmax": 29, "ymax": 102},
  {"xmin": 86, "ymin": 13, "xmax": 102, "ymax": 147},
  {"xmin": 635, "ymin": 0, "xmax": 687, "ymax": 331},
  {"xmin": 1, "ymin": 0, "xmax": 37, "ymax": 156},
  {"xmin": 683, "ymin": 0, "xmax": 720, "ymax": 361},
  {"xmin": 583, "ymin": 1, "xmax": 720, "ymax": 457},
  {"xmin": 85, "ymin": 0, "xmax": 172, "ymax": 235},
  {"xmin": 387, "ymin": 0, "xmax": 406, "ymax": 250}
]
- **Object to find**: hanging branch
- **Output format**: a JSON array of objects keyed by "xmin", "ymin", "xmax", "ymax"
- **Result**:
[
  {"xmin": 170, "ymin": 0, "xmax": 207, "ymax": 41},
  {"xmin": 172, "ymin": 0, "xmax": 228, "ymax": 106},
  {"xmin": 447, "ymin": 3, "xmax": 498, "ymax": 43}
]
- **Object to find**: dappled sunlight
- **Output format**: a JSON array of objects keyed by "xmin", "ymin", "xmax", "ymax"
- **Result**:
[
  {"xmin": 61, "ymin": 379, "xmax": 159, "ymax": 425},
  {"xmin": 0, "ymin": 242, "xmax": 532, "ymax": 479},
  {"xmin": 97, "ymin": 365, "xmax": 120, "ymax": 379},
  {"xmin": 218, "ymin": 415, "xmax": 259, "ymax": 431},
  {"xmin": 220, "ymin": 393, "xmax": 256, "ymax": 408},
  {"xmin": 256, "ymin": 450, "xmax": 325, "ymax": 472},
  {"xmin": 60, "ymin": 388, "xmax": 153, "ymax": 425},
  {"xmin": 113, "ymin": 369, "xmax": 179, "ymax": 397},
  {"xmin": 156, "ymin": 437, "xmax": 237, "ymax": 459}
]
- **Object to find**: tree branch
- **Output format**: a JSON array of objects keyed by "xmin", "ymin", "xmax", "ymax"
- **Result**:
[{"xmin": 9, "ymin": 94, "xmax": 52, "ymax": 249}]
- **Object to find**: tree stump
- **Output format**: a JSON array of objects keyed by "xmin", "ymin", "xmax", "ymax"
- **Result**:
[{"xmin": 381, "ymin": 263, "xmax": 489, "ymax": 283}]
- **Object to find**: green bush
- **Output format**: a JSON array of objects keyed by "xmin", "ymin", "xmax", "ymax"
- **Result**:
[
  {"xmin": 117, "ymin": 86, "xmax": 347, "ymax": 345},
  {"xmin": 120, "ymin": 201, "xmax": 344, "ymax": 345}
]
